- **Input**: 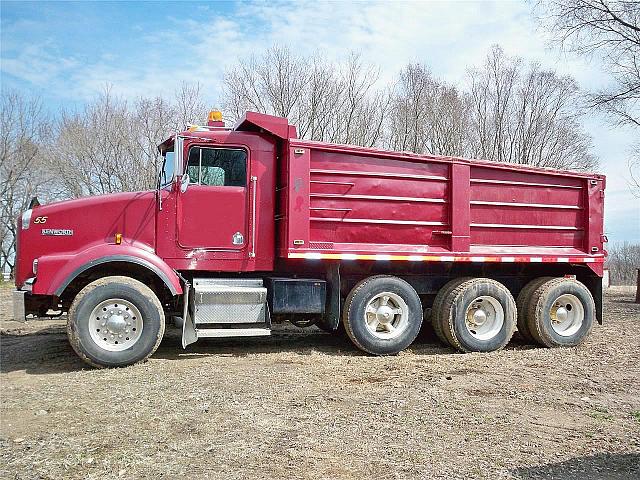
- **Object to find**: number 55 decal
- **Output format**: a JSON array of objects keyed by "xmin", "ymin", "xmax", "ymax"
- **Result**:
[{"xmin": 34, "ymin": 216, "xmax": 47, "ymax": 224}]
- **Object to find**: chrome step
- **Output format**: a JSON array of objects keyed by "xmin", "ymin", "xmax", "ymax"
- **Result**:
[{"xmin": 195, "ymin": 328, "xmax": 271, "ymax": 338}]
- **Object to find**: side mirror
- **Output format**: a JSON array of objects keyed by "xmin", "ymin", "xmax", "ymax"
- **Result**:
[{"xmin": 180, "ymin": 173, "xmax": 190, "ymax": 193}]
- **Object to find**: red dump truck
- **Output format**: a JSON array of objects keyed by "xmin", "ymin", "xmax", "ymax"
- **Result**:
[{"xmin": 13, "ymin": 111, "xmax": 606, "ymax": 368}]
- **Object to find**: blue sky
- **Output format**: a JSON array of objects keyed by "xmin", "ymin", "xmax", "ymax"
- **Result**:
[{"xmin": 1, "ymin": 0, "xmax": 638, "ymax": 242}]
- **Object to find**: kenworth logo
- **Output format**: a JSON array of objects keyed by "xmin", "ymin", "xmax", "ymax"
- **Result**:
[{"xmin": 41, "ymin": 229, "xmax": 74, "ymax": 236}]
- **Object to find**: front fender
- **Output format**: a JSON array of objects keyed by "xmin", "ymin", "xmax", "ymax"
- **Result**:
[{"xmin": 33, "ymin": 243, "xmax": 183, "ymax": 297}]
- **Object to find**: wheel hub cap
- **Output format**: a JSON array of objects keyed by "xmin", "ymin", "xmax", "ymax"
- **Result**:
[
  {"xmin": 364, "ymin": 292, "xmax": 409, "ymax": 340},
  {"xmin": 376, "ymin": 305, "xmax": 394, "ymax": 323},
  {"xmin": 464, "ymin": 296, "xmax": 504, "ymax": 341},
  {"xmin": 554, "ymin": 307, "xmax": 568, "ymax": 323},
  {"xmin": 550, "ymin": 294, "xmax": 584, "ymax": 337},
  {"xmin": 106, "ymin": 313, "xmax": 127, "ymax": 334},
  {"xmin": 88, "ymin": 299, "xmax": 143, "ymax": 352},
  {"xmin": 471, "ymin": 308, "xmax": 487, "ymax": 326}
]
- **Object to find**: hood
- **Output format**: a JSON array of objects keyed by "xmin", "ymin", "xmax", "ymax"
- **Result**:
[{"xmin": 16, "ymin": 191, "xmax": 157, "ymax": 288}]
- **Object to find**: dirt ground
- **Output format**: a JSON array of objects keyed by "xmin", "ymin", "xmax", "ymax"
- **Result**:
[{"xmin": 1, "ymin": 285, "xmax": 638, "ymax": 480}]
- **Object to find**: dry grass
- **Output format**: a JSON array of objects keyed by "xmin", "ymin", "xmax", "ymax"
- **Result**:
[{"xmin": 1, "ymin": 287, "xmax": 639, "ymax": 479}]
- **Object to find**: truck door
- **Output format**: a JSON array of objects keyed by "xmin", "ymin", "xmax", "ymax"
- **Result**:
[{"xmin": 177, "ymin": 145, "xmax": 248, "ymax": 251}]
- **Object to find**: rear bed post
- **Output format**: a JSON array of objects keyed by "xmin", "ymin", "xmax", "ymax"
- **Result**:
[{"xmin": 450, "ymin": 163, "xmax": 470, "ymax": 252}]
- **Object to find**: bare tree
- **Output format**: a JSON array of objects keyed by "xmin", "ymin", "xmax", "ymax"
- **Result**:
[
  {"xmin": 0, "ymin": 91, "xmax": 53, "ymax": 275},
  {"xmin": 132, "ymin": 82, "xmax": 208, "ymax": 187},
  {"xmin": 385, "ymin": 51, "xmax": 594, "ymax": 171},
  {"xmin": 629, "ymin": 143, "xmax": 640, "ymax": 197},
  {"xmin": 537, "ymin": 1, "xmax": 640, "ymax": 126},
  {"xmin": 330, "ymin": 53, "xmax": 388, "ymax": 147},
  {"xmin": 387, "ymin": 64, "xmax": 469, "ymax": 156},
  {"xmin": 537, "ymin": 1, "xmax": 639, "ymax": 190},
  {"xmin": 466, "ymin": 46, "xmax": 597, "ymax": 170},
  {"xmin": 48, "ymin": 83, "xmax": 208, "ymax": 199},
  {"xmin": 223, "ymin": 46, "xmax": 310, "ymax": 123},
  {"xmin": 606, "ymin": 241, "xmax": 640, "ymax": 285},
  {"xmin": 47, "ymin": 88, "xmax": 138, "ymax": 197},
  {"xmin": 223, "ymin": 48, "xmax": 388, "ymax": 147}
]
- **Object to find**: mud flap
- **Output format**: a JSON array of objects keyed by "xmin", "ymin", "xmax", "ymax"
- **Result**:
[
  {"xmin": 181, "ymin": 313, "xmax": 197, "ymax": 348},
  {"xmin": 178, "ymin": 275, "xmax": 197, "ymax": 348}
]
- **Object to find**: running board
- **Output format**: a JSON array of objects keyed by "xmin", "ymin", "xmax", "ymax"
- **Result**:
[
  {"xmin": 179, "ymin": 315, "xmax": 272, "ymax": 347},
  {"xmin": 196, "ymin": 328, "xmax": 271, "ymax": 338}
]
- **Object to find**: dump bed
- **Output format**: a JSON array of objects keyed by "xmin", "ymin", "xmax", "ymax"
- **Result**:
[{"xmin": 278, "ymin": 140, "xmax": 606, "ymax": 270}]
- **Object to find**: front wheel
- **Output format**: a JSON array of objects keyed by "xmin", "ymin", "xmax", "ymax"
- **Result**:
[
  {"xmin": 343, "ymin": 275, "xmax": 423, "ymax": 355},
  {"xmin": 67, "ymin": 276, "xmax": 165, "ymax": 368}
]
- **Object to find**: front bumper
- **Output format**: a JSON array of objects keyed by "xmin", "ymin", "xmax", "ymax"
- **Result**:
[
  {"xmin": 12, "ymin": 290, "xmax": 26, "ymax": 322},
  {"xmin": 12, "ymin": 277, "xmax": 35, "ymax": 322}
]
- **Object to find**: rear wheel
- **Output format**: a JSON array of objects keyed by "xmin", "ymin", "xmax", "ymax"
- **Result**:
[
  {"xmin": 526, "ymin": 278, "xmax": 595, "ymax": 348},
  {"xmin": 516, "ymin": 277, "xmax": 553, "ymax": 342},
  {"xmin": 430, "ymin": 277, "xmax": 472, "ymax": 346},
  {"xmin": 439, "ymin": 278, "xmax": 516, "ymax": 352},
  {"xmin": 67, "ymin": 276, "xmax": 165, "ymax": 368},
  {"xmin": 343, "ymin": 275, "xmax": 422, "ymax": 355}
]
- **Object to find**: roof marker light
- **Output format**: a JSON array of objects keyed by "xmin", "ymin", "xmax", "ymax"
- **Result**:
[
  {"xmin": 207, "ymin": 110, "xmax": 224, "ymax": 127},
  {"xmin": 208, "ymin": 110, "xmax": 223, "ymax": 122}
]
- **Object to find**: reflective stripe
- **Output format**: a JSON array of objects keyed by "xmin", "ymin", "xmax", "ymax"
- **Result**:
[{"xmin": 288, "ymin": 252, "xmax": 605, "ymax": 264}]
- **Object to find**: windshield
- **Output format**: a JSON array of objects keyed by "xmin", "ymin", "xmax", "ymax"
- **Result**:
[{"xmin": 159, "ymin": 149, "xmax": 175, "ymax": 188}]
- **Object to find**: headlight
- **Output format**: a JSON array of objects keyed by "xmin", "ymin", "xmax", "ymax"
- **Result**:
[{"xmin": 21, "ymin": 209, "xmax": 32, "ymax": 229}]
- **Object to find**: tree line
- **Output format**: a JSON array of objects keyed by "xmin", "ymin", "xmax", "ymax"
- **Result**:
[{"xmin": 223, "ymin": 46, "xmax": 596, "ymax": 170}]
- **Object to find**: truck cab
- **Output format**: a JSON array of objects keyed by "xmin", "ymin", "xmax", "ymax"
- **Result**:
[
  {"xmin": 154, "ymin": 116, "xmax": 279, "ymax": 272},
  {"xmin": 14, "ymin": 111, "xmax": 605, "ymax": 368}
]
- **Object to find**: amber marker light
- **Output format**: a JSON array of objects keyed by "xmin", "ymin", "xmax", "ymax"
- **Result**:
[
  {"xmin": 208, "ymin": 110, "xmax": 223, "ymax": 122},
  {"xmin": 115, "ymin": 233, "xmax": 122, "ymax": 245}
]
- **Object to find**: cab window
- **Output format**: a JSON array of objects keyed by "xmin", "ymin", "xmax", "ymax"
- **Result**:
[{"xmin": 186, "ymin": 147, "xmax": 247, "ymax": 187}]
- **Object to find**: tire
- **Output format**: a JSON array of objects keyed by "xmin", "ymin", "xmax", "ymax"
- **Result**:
[
  {"xmin": 67, "ymin": 276, "xmax": 166, "ymax": 368},
  {"xmin": 431, "ymin": 277, "xmax": 472, "ymax": 346},
  {"xmin": 440, "ymin": 278, "xmax": 516, "ymax": 353},
  {"xmin": 342, "ymin": 275, "xmax": 422, "ymax": 355},
  {"xmin": 526, "ymin": 278, "xmax": 595, "ymax": 348},
  {"xmin": 516, "ymin": 277, "xmax": 553, "ymax": 342}
]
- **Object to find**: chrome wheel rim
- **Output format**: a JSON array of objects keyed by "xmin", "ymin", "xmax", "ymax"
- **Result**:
[
  {"xmin": 89, "ymin": 299, "xmax": 143, "ymax": 351},
  {"xmin": 550, "ymin": 294, "xmax": 584, "ymax": 337},
  {"xmin": 465, "ymin": 296, "xmax": 504, "ymax": 341},
  {"xmin": 364, "ymin": 292, "xmax": 409, "ymax": 339}
]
